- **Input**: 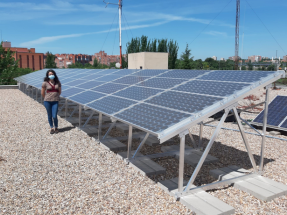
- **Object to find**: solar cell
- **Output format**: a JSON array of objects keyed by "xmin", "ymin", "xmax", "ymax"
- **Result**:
[
  {"xmin": 253, "ymin": 96, "xmax": 287, "ymax": 126},
  {"xmin": 113, "ymin": 69, "xmax": 140, "ymax": 76},
  {"xmin": 87, "ymin": 96, "xmax": 136, "ymax": 115},
  {"xmin": 115, "ymin": 103, "xmax": 191, "ymax": 133},
  {"xmin": 198, "ymin": 70, "xmax": 274, "ymax": 83},
  {"xmin": 132, "ymin": 69, "xmax": 168, "ymax": 77},
  {"xmin": 113, "ymin": 76, "xmax": 149, "ymax": 85},
  {"xmin": 158, "ymin": 70, "xmax": 209, "ymax": 79},
  {"xmin": 61, "ymin": 87, "xmax": 85, "ymax": 98},
  {"xmin": 137, "ymin": 77, "xmax": 186, "ymax": 89},
  {"xmin": 65, "ymin": 79, "xmax": 89, "ymax": 86},
  {"xmin": 69, "ymin": 91, "xmax": 105, "ymax": 104},
  {"xmin": 82, "ymin": 74, "xmax": 105, "ymax": 80},
  {"xmin": 174, "ymin": 80, "xmax": 250, "ymax": 97},
  {"xmin": 280, "ymin": 118, "xmax": 287, "ymax": 128},
  {"xmin": 95, "ymin": 75, "xmax": 121, "ymax": 82},
  {"xmin": 91, "ymin": 83, "xmax": 127, "ymax": 94},
  {"xmin": 114, "ymin": 86, "xmax": 163, "ymax": 101},
  {"xmin": 60, "ymin": 78, "xmax": 76, "ymax": 84},
  {"xmin": 146, "ymin": 91, "xmax": 222, "ymax": 113},
  {"xmin": 76, "ymin": 81, "xmax": 104, "ymax": 89}
]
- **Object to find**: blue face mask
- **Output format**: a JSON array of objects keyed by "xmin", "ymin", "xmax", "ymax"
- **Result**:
[{"xmin": 48, "ymin": 75, "xmax": 55, "ymax": 80}]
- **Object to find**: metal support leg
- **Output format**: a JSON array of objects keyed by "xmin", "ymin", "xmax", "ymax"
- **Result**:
[
  {"xmin": 184, "ymin": 110, "xmax": 229, "ymax": 192},
  {"xmin": 233, "ymin": 107, "xmax": 257, "ymax": 171},
  {"xmin": 31, "ymin": 87, "xmax": 34, "ymax": 99},
  {"xmin": 132, "ymin": 133, "xmax": 149, "ymax": 159},
  {"xmin": 178, "ymin": 134, "xmax": 186, "ymax": 192},
  {"xmin": 127, "ymin": 125, "xmax": 133, "ymax": 160},
  {"xmin": 65, "ymin": 99, "xmax": 68, "ymax": 119},
  {"xmin": 98, "ymin": 113, "xmax": 102, "ymax": 140},
  {"xmin": 259, "ymin": 88, "xmax": 270, "ymax": 172},
  {"xmin": 68, "ymin": 106, "xmax": 77, "ymax": 119},
  {"xmin": 199, "ymin": 122, "xmax": 203, "ymax": 148},
  {"xmin": 79, "ymin": 105, "xmax": 82, "ymax": 128},
  {"xmin": 82, "ymin": 111, "xmax": 95, "ymax": 128},
  {"xmin": 102, "ymin": 120, "xmax": 117, "ymax": 140},
  {"xmin": 36, "ymin": 88, "xmax": 38, "ymax": 102},
  {"xmin": 188, "ymin": 129, "xmax": 197, "ymax": 148}
]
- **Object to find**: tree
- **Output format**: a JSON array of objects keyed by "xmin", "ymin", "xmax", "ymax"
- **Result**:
[
  {"xmin": 247, "ymin": 62, "xmax": 253, "ymax": 70},
  {"xmin": 93, "ymin": 58, "xmax": 99, "ymax": 68},
  {"xmin": 45, "ymin": 52, "xmax": 57, "ymax": 68},
  {"xmin": 109, "ymin": 62, "xmax": 116, "ymax": 68},
  {"xmin": 167, "ymin": 40, "xmax": 179, "ymax": 69},
  {"xmin": 121, "ymin": 55, "xmax": 128, "ymax": 68},
  {"xmin": 0, "ymin": 42, "xmax": 18, "ymax": 76},
  {"xmin": 267, "ymin": 64, "xmax": 275, "ymax": 71},
  {"xmin": 180, "ymin": 44, "xmax": 193, "ymax": 69},
  {"xmin": 241, "ymin": 65, "xmax": 247, "ymax": 70}
]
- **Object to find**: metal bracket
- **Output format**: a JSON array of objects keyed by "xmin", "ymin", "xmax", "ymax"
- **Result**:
[
  {"xmin": 132, "ymin": 133, "xmax": 149, "ymax": 159},
  {"xmin": 265, "ymin": 84, "xmax": 272, "ymax": 89},
  {"xmin": 82, "ymin": 111, "xmax": 95, "ymax": 128}
]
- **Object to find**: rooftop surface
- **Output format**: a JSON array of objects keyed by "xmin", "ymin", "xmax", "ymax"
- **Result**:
[{"xmin": 0, "ymin": 88, "xmax": 287, "ymax": 214}]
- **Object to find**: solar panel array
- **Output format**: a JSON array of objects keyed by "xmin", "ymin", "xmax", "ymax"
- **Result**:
[
  {"xmin": 253, "ymin": 95, "xmax": 287, "ymax": 130},
  {"xmin": 15, "ymin": 69, "xmax": 283, "ymax": 140}
]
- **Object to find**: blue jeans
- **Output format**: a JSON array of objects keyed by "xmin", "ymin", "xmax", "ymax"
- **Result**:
[{"xmin": 44, "ymin": 101, "xmax": 59, "ymax": 128}]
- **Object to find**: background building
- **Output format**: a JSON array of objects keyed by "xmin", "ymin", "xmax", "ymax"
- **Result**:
[
  {"xmin": 248, "ymin": 55, "xmax": 262, "ymax": 63},
  {"xmin": 128, "ymin": 52, "xmax": 168, "ymax": 69},
  {"xmin": 2, "ymin": 41, "xmax": 44, "ymax": 71},
  {"xmin": 212, "ymin": 56, "xmax": 217, "ymax": 61}
]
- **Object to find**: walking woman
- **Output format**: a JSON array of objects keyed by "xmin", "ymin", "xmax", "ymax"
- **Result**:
[{"xmin": 41, "ymin": 69, "xmax": 62, "ymax": 134}]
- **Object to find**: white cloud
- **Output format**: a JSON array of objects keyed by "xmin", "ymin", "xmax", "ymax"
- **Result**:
[
  {"xmin": 205, "ymin": 31, "xmax": 227, "ymax": 37},
  {"xmin": 20, "ymin": 21, "xmax": 169, "ymax": 47}
]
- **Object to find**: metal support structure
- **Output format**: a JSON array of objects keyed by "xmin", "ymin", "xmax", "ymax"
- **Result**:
[
  {"xmin": 127, "ymin": 125, "xmax": 133, "ymax": 160},
  {"xmin": 68, "ymin": 106, "xmax": 78, "ymax": 120},
  {"xmin": 132, "ymin": 133, "xmax": 149, "ymax": 159},
  {"xmin": 199, "ymin": 122, "xmax": 203, "ymax": 148},
  {"xmin": 178, "ymin": 133, "xmax": 186, "ymax": 192},
  {"xmin": 259, "ymin": 88, "xmax": 270, "ymax": 172},
  {"xmin": 31, "ymin": 87, "xmax": 34, "ymax": 99},
  {"xmin": 82, "ymin": 111, "xmax": 95, "ymax": 128},
  {"xmin": 188, "ymin": 129, "xmax": 197, "ymax": 148},
  {"xmin": 98, "ymin": 113, "xmax": 102, "ymax": 140},
  {"xmin": 233, "ymin": 107, "xmax": 257, "ymax": 171},
  {"xmin": 35, "ymin": 88, "xmax": 38, "ymax": 102},
  {"xmin": 65, "ymin": 99, "xmax": 68, "ymax": 119},
  {"xmin": 78, "ymin": 105, "xmax": 82, "ymax": 128},
  {"xmin": 184, "ymin": 109, "xmax": 229, "ymax": 192},
  {"xmin": 102, "ymin": 120, "xmax": 117, "ymax": 140}
]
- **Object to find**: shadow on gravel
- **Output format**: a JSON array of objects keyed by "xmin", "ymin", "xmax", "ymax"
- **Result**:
[
  {"xmin": 0, "ymin": 157, "xmax": 7, "ymax": 162},
  {"xmin": 58, "ymin": 126, "xmax": 76, "ymax": 133}
]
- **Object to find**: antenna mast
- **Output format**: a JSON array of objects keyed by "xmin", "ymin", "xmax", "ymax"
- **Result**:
[
  {"xmin": 234, "ymin": 0, "xmax": 240, "ymax": 70},
  {"xmin": 103, "ymin": 0, "xmax": 123, "ymax": 69}
]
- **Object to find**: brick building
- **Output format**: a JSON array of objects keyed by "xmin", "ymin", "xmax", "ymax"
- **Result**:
[
  {"xmin": 2, "ymin": 41, "xmax": 44, "ymax": 71},
  {"xmin": 92, "ymin": 51, "xmax": 122, "ymax": 66},
  {"xmin": 283, "ymin": 55, "xmax": 287, "ymax": 62},
  {"xmin": 248, "ymin": 55, "xmax": 262, "ymax": 63}
]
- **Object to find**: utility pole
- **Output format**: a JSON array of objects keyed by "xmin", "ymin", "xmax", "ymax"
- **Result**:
[
  {"xmin": 103, "ymin": 0, "xmax": 123, "ymax": 68},
  {"xmin": 234, "ymin": 0, "xmax": 240, "ymax": 70}
]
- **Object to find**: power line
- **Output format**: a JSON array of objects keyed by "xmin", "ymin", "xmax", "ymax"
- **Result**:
[
  {"xmin": 190, "ymin": 0, "xmax": 233, "ymax": 45},
  {"xmin": 123, "ymin": 13, "xmax": 133, "ymax": 38},
  {"xmin": 244, "ymin": 0, "xmax": 286, "ymax": 55}
]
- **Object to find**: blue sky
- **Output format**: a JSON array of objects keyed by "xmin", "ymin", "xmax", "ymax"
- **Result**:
[{"xmin": 0, "ymin": 0, "xmax": 286, "ymax": 60}]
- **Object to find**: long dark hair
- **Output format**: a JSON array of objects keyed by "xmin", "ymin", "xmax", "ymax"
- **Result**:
[{"xmin": 44, "ymin": 69, "xmax": 60, "ymax": 84}]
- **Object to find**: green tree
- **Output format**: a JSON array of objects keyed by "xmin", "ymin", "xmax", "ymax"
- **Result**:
[
  {"xmin": 241, "ymin": 65, "xmax": 247, "ymax": 70},
  {"xmin": 109, "ymin": 62, "xmax": 116, "ymax": 68},
  {"xmin": 93, "ymin": 58, "xmax": 99, "ymax": 68},
  {"xmin": 247, "ymin": 62, "xmax": 253, "ymax": 70},
  {"xmin": 167, "ymin": 40, "xmax": 179, "ymax": 69},
  {"xmin": 203, "ymin": 62, "xmax": 209, "ymax": 70},
  {"xmin": 180, "ymin": 44, "xmax": 193, "ymax": 69},
  {"xmin": 267, "ymin": 64, "xmax": 275, "ymax": 71},
  {"xmin": 121, "ymin": 55, "xmax": 128, "ymax": 68},
  {"xmin": 0, "ymin": 42, "xmax": 19, "ymax": 76},
  {"xmin": 45, "ymin": 52, "xmax": 57, "ymax": 68}
]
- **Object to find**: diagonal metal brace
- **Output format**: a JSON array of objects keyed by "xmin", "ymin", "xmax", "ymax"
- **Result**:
[
  {"xmin": 102, "ymin": 120, "xmax": 117, "ymax": 140},
  {"xmin": 82, "ymin": 111, "xmax": 95, "ymax": 128},
  {"xmin": 132, "ymin": 133, "xmax": 149, "ymax": 159}
]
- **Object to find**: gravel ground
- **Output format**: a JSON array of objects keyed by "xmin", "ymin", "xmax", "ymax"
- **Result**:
[{"xmin": 1, "ymin": 88, "xmax": 287, "ymax": 214}]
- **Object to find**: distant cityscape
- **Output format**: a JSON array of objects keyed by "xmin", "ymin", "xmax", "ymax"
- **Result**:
[{"xmin": 2, "ymin": 41, "xmax": 286, "ymax": 71}]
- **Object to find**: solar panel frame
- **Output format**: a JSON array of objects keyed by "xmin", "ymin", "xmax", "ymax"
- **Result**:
[{"xmin": 15, "ymin": 69, "xmax": 285, "ymax": 142}]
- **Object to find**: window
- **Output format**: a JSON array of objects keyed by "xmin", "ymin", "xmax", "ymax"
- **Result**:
[
  {"xmin": 32, "ymin": 55, "xmax": 35, "ymax": 71},
  {"xmin": 27, "ymin": 55, "xmax": 29, "ymax": 68},
  {"xmin": 39, "ymin": 55, "xmax": 42, "ymax": 70},
  {"xmin": 19, "ymin": 55, "xmax": 22, "ymax": 68}
]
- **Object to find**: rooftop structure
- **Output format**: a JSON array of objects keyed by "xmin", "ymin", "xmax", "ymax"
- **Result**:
[{"xmin": 128, "ymin": 52, "xmax": 168, "ymax": 69}]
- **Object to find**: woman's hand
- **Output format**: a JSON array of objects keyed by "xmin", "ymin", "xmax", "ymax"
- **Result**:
[
  {"xmin": 41, "ymin": 87, "xmax": 45, "ymax": 98},
  {"xmin": 58, "ymin": 87, "xmax": 61, "ymax": 96}
]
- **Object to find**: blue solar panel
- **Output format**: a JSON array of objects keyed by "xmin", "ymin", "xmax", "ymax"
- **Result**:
[
  {"xmin": 69, "ymin": 91, "xmax": 105, "ymax": 104},
  {"xmin": 82, "ymin": 74, "xmax": 105, "ymax": 80},
  {"xmin": 114, "ymin": 86, "xmax": 163, "ymax": 101},
  {"xmin": 280, "ymin": 118, "xmax": 287, "ymax": 128},
  {"xmin": 113, "ymin": 69, "xmax": 140, "ymax": 76},
  {"xmin": 95, "ymin": 75, "xmax": 121, "ymax": 82},
  {"xmin": 198, "ymin": 71, "xmax": 274, "ymax": 83},
  {"xmin": 91, "ymin": 83, "xmax": 127, "ymax": 94},
  {"xmin": 87, "ymin": 96, "xmax": 136, "ymax": 115},
  {"xmin": 253, "ymin": 95, "xmax": 287, "ymax": 126},
  {"xmin": 65, "ymin": 79, "xmax": 88, "ymax": 86},
  {"xmin": 113, "ymin": 76, "xmax": 149, "ymax": 85},
  {"xmin": 132, "ymin": 70, "xmax": 168, "ymax": 77},
  {"xmin": 61, "ymin": 78, "xmax": 76, "ymax": 84},
  {"xmin": 174, "ymin": 80, "xmax": 250, "ymax": 97},
  {"xmin": 115, "ymin": 103, "xmax": 191, "ymax": 133},
  {"xmin": 61, "ymin": 88, "xmax": 85, "ymax": 98},
  {"xmin": 146, "ymin": 91, "xmax": 222, "ymax": 113},
  {"xmin": 158, "ymin": 70, "xmax": 209, "ymax": 79},
  {"xmin": 76, "ymin": 81, "xmax": 104, "ymax": 89},
  {"xmin": 137, "ymin": 77, "xmax": 186, "ymax": 89}
]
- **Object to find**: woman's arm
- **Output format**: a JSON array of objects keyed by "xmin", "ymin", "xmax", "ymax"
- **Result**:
[
  {"xmin": 58, "ymin": 87, "xmax": 61, "ymax": 96},
  {"xmin": 41, "ymin": 87, "xmax": 45, "ymax": 98}
]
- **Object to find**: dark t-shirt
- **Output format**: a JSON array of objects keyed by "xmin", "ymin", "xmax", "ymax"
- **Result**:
[{"xmin": 42, "ymin": 81, "xmax": 61, "ymax": 101}]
